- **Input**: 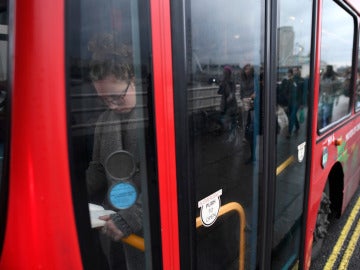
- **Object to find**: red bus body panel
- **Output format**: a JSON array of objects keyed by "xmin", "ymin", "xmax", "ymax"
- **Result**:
[
  {"xmin": 150, "ymin": 0, "xmax": 180, "ymax": 269},
  {"xmin": 305, "ymin": 1, "xmax": 360, "ymax": 268},
  {"xmin": 305, "ymin": 0, "xmax": 323, "ymax": 267},
  {"xmin": 0, "ymin": 0, "xmax": 180, "ymax": 269},
  {"xmin": 0, "ymin": 0, "xmax": 83, "ymax": 269}
]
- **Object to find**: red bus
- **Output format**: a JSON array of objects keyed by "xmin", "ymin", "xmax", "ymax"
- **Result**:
[{"xmin": 0, "ymin": 0, "xmax": 360, "ymax": 269}]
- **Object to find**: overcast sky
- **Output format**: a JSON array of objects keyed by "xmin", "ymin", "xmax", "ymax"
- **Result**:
[
  {"xmin": 73, "ymin": 0, "xmax": 356, "ymax": 73},
  {"xmin": 190, "ymin": 0, "xmax": 354, "ymax": 70}
]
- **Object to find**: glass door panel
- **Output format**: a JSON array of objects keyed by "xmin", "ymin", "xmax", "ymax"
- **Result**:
[
  {"xmin": 272, "ymin": 0, "xmax": 313, "ymax": 268},
  {"xmin": 66, "ymin": 0, "xmax": 160, "ymax": 269},
  {"xmin": 185, "ymin": 1, "xmax": 265, "ymax": 269}
]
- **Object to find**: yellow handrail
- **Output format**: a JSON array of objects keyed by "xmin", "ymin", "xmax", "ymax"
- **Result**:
[
  {"xmin": 196, "ymin": 202, "xmax": 246, "ymax": 270},
  {"xmin": 122, "ymin": 201, "xmax": 246, "ymax": 270},
  {"xmin": 122, "ymin": 234, "xmax": 145, "ymax": 251}
]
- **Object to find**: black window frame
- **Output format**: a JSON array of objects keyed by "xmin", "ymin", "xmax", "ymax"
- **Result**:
[
  {"xmin": 317, "ymin": 0, "xmax": 358, "ymax": 135},
  {"xmin": 0, "ymin": 0, "xmax": 10, "ymax": 256}
]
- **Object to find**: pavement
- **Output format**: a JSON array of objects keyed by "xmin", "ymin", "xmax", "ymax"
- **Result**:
[{"xmin": 310, "ymin": 186, "xmax": 360, "ymax": 270}]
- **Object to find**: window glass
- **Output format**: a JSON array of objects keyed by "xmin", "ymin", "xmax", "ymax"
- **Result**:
[
  {"xmin": 0, "ymin": 22, "xmax": 7, "ymax": 180},
  {"xmin": 274, "ymin": 0, "xmax": 312, "ymax": 268},
  {"xmin": 67, "ymin": 1, "xmax": 158, "ymax": 269},
  {"xmin": 0, "ymin": 1, "xmax": 8, "ymax": 251},
  {"xmin": 318, "ymin": 0, "xmax": 354, "ymax": 129},
  {"xmin": 186, "ymin": 1, "xmax": 264, "ymax": 269}
]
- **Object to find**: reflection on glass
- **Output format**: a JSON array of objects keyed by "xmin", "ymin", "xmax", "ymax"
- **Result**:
[
  {"xmin": 0, "ymin": 21, "xmax": 7, "ymax": 188},
  {"xmin": 318, "ymin": 0, "xmax": 353, "ymax": 129},
  {"xmin": 67, "ymin": 1, "xmax": 155, "ymax": 269},
  {"xmin": 187, "ymin": 1, "xmax": 264, "ymax": 269},
  {"xmin": 273, "ymin": 0, "xmax": 312, "ymax": 268}
]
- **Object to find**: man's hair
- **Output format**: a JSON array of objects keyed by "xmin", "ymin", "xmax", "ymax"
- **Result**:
[{"xmin": 88, "ymin": 33, "xmax": 134, "ymax": 81}]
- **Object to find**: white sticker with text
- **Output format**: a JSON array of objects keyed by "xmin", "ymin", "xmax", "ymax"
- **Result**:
[{"xmin": 198, "ymin": 189, "xmax": 222, "ymax": 227}]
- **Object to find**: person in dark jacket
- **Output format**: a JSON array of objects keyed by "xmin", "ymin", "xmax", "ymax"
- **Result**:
[
  {"xmin": 217, "ymin": 65, "xmax": 238, "ymax": 142},
  {"xmin": 86, "ymin": 33, "xmax": 144, "ymax": 270},
  {"xmin": 239, "ymin": 64, "xmax": 255, "ymax": 137},
  {"xmin": 280, "ymin": 68, "xmax": 304, "ymax": 138}
]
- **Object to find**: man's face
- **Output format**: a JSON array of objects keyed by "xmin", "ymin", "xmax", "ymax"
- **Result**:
[
  {"xmin": 93, "ymin": 74, "xmax": 136, "ymax": 113},
  {"xmin": 293, "ymin": 68, "xmax": 300, "ymax": 76}
]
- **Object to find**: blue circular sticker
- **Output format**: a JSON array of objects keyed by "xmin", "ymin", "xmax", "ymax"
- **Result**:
[{"xmin": 108, "ymin": 182, "xmax": 137, "ymax": 209}]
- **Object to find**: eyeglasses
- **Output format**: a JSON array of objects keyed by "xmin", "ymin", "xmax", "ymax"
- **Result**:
[
  {"xmin": 118, "ymin": 80, "xmax": 131, "ymax": 99},
  {"xmin": 102, "ymin": 80, "xmax": 131, "ymax": 105}
]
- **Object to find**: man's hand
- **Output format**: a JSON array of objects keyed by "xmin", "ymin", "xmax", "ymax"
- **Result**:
[{"xmin": 99, "ymin": 215, "xmax": 124, "ymax": 241}]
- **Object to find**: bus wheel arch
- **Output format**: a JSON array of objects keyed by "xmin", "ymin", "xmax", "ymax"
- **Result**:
[
  {"xmin": 311, "ymin": 183, "xmax": 331, "ymax": 259},
  {"xmin": 328, "ymin": 162, "xmax": 344, "ymax": 219},
  {"xmin": 311, "ymin": 162, "xmax": 344, "ymax": 259}
]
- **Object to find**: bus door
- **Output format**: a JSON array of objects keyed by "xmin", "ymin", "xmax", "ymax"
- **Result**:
[
  {"xmin": 171, "ymin": 0, "xmax": 313, "ymax": 269},
  {"xmin": 272, "ymin": 1, "xmax": 313, "ymax": 268},
  {"xmin": 66, "ymin": 0, "xmax": 164, "ymax": 269}
]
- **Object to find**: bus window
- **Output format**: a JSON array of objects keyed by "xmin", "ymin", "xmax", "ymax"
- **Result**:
[
  {"xmin": 66, "ymin": 1, "xmax": 160, "ymax": 269},
  {"xmin": 318, "ymin": 0, "xmax": 354, "ymax": 130}
]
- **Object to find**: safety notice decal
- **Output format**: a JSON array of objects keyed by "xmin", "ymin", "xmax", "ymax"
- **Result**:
[{"xmin": 198, "ymin": 189, "xmax": 222, "ymax": 227}]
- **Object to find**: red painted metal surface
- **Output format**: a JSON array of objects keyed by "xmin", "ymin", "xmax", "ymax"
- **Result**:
[
  {"xmin": 304, "ymin": 0, "xmax": 323, "ymax": 268},
  {"xmin": 0, "ymin": 0, "xmax": 83, "ymax": 269},
  {"xmin": 304, "ymin": 1, "xmax": 360, "ymax": 269},
  {"xmin": 150, "ymin": 0, "xmax": 180, "ymax": 269}
]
